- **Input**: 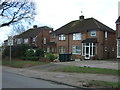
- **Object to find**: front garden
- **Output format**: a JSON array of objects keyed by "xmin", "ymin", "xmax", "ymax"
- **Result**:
[{"xmin": 2, "ymin": 44, "xmax": 57, "ymax": 68}]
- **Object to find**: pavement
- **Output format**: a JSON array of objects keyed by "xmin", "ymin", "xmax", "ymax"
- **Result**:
[{"xmin": 2, "ymin": 60, "xmax": 120, "ymax": 88}]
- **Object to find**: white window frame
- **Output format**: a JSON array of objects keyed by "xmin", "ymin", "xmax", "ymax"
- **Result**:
[
  {"xmin": 105, "ymin": 31, "xmax": 108, "ymax": 39},
  {"xmin": 33, "ymin": 37, "xmax": 36, "ymax": 42},
  {"xmin": 59, "ymin": 46, "xmax": 66, "ymax": 54},
  {"xmin": 47, "ymin": 47, "xmax": 50, "ymax": 53},
  {"xmin": 90, "ymin": 30, "xmax": 96, "ymax": 36},
  {"xmin": 24, "ymin": 38, "xmax": 28, "ymax": 44},
  {"xmin": 82, "ymin": 43, "xmax": 96, "ymax": 56},
  {"xmin": 59, "ymin": 34, "xmax": 66, "ymax": 40},
  {"xmin": 72, "ymin": 45, "xmax": 81, "ymax": 55},
  {"xmin": 43, "ymin": 37, "xmax": 46, "ymax": 44},
  {"xmin": 73, "ymin": 33, "xmax": 81, "ymax": 40},
  {"xmin": 17, "ymin": 38, "xmax": 21, "ymax": 44},
  {"xmin": 117, "ymin": 39, "xmax": 120, "ymax": 58}
]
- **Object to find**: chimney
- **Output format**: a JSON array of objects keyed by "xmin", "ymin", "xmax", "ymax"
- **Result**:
[
  {"xmin": 33, "ymin": 25, "xmax": 37, "ymax": 28},
  {"xmin": 118, "ymin": 1, "xmax": 120, "ymax": 17},
  {"xmin": 79, "ymin": 15, "xmax": 84, "ymax": 21}
]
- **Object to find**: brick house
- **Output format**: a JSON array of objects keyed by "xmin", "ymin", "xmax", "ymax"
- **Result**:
[
  {"xmin": 116, "ymin": 16, "xmax": 120, "ymax": 59},
  {"xmin": 13, "ymin": 25, "xmax": 53, "ymax": 51},
  {"xmin": 50, "ymin": 16, "xmax": 116, "ymax": 59}
]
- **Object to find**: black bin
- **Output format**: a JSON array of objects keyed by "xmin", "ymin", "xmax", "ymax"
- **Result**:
[{"xmin": 59, "ymin": 53, "xmax": 74, "ymax": 62}]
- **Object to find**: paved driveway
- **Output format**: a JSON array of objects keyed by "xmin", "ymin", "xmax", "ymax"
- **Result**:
[{"xmin": 54, "ymin": 60, "xmax": 119, "ymax": 70}]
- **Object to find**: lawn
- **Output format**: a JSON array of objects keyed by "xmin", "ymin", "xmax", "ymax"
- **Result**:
[
  {"xmin": 2, "ymin": 60, "xmax": 49, "ymax": 68},
  {"xmin": 53, "ymin": 66, "xmax": 120, "ymax": 75},
  {"xmin": 89, "ymin": 80, "xmax": 120, "ymax": 88}
]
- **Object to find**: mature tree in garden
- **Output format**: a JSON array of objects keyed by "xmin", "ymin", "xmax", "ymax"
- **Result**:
[{"xmin": 0, "ymin": 0, "xmax": 36, "ymax": 27}]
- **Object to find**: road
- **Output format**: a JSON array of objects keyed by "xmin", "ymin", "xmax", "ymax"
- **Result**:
[{"xmin": 2, "ymin": 71, "xmax": 73, "ymax": 88}]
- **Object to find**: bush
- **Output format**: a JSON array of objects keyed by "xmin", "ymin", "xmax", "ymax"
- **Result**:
[
  {"xmin": 45, "ymin": 53, "xmax": 56, "ymax": 61},
  {"xmin": 20, "ymin": 56, "xmax": 39, "ymax": 61},
  {"xmin": 3, "ymin": 44, "xmax": 30, "ymax": 58},
  {"xmin": 25, "ymin": 49, "xmax": 34, "ymax": 57},
  {"xmin": 35, "ymin": 48, "xmax": 44, "ymax": 57}
]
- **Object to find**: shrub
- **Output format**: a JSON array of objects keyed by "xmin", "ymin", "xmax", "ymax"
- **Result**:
[
  {"xmin": 3, "ymin": 44, "xmax": 30, "ymax": 58},
  {"xmin": 45, "ymin": 53, "xmax": 56, "ymax": 61},
  {"xmin": 25, "ymin": 49, "xmax": 34, "ymax": 57},
  {"xmin": 35, "ymin": 48, "xmax": 44, "ymax": 57}
]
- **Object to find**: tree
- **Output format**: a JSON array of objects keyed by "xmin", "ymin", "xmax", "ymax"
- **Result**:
[{"xmin": 0, "ymin": 0, "xmax": 36, "ymax": 27}]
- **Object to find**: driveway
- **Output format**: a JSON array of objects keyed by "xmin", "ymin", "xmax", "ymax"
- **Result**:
[{"xmin": 53, "ymin": 60, "xmax": 119, "ymax": 70}]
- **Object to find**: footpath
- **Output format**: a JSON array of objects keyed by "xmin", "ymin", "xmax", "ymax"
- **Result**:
[{"xmin": 2, "ymin": 61, "xmax": 119, "ymax": 89}]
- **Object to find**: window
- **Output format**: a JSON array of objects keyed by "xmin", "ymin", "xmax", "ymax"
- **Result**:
[
  {"xmin": 73, "ymin": 33, "xmax": 81, "ymax": 40},
  {"xmin": 59, "ymin": 46, "xmax": 66, "ymax": 54},
  {"xmin": 105, "ymin": 31, "xmax": 107, "ymax": 38},
  {"xmin": 59, "ymin": 34, "xmax": 66, "ymax": 40},
  {"xmin": 24, "ymin": 39, "xmax": 28, "ymax": 44},
  {"xmin": 47, "ymin": 47, "xmax": 50, "ymax": 52},
  {"xmin": 72, "ymin": 46, "xmax": 81, "ymax": 55},
  {"xmin": 105, "ymin": 47, "xmax": 107, "ymax": 52},
  {"xmin": 90, "ymin": 30, "xmax": 96, "ymax": 36},
  {"xmin": 17, "ymin": 38, "xmax": 21, "ymax": 44},
  {"xmin": 51, "ymin": 34, "xmax": 56, "ymax": 38},
  {"xmin": 43, "ymin": 37, "xmax": 46, "ymax": 44},
  {"xmin": 117, "ymin": 40, "xmax": 120, "ymax": 57},
  {"xmin": 33, "ymin": 37, "xmax": 36, "ymax": 42}
]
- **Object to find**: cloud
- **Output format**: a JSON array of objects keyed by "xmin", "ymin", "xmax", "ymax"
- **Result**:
[
  {"xmin": 34, "ymin": 0, "xmax": 119, "ymax": 30},
  {"xmin": 0, "ymin": 0, "xmax": 119, "ymax": 45}
]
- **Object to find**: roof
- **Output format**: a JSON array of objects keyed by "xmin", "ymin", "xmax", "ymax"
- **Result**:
[
  {"xmin": 54, "ymin": 17, "xmax": 115, "ymax": 35},
  {"xmin": 116, "ymin": 16, "xmax": 120, "ymax": 23},
  {"xmin": 15, "ymin": 26, "xmax": 53, "ymax": 38},
  {"xmin": 82, "ymin": 38, "xmax": 97, "ymax": 43}
]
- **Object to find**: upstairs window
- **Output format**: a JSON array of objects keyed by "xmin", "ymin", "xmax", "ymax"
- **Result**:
[
  {"xmin": 43, "ymin": 37, "xmax": 46, "ymax": 44},
  {"xmin": 51, "ymin": 34, "xmax": 56, "ymax": 38},
  {"xmin": 17, "ymin": 38, "xmax": 21, "ymax": 44},
  {"xmin": 59, "ymin": 34, "xmax": 66, "ymax": 40},
  {"xmin": 33, "ymin": 37, "xmax": 36, "ymax": 42},
  {"xmin": 105, "ymin": 31, "xmax": 108, "ymax": 39},
  {"xmin": 24, "ymin": 39, "xmax": 28, "ymax": 44},
  {"xmin": 73, "ymin": 33, "xmax": 81, "ymax": 40},
  {"xmin": 90, "ymin": 30, "xmax": 96, "ymax": 36}
]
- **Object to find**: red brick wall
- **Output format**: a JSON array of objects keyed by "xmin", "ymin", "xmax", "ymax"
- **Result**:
[{"xmin": 54, "ymin": 30, "xmax": 116, "ymax": 59}]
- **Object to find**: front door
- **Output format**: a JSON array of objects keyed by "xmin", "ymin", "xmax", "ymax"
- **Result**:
[{"xmin": 85, "ymin": 46, "xmax": 90, "ymax": 59}]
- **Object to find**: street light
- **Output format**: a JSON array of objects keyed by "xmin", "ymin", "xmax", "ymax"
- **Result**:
[{"xmin": 8, "ymin": 36, "xmax": 13, "ymax": 64}]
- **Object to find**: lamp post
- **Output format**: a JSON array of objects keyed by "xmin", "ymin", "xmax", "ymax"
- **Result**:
[{"xmin": 8, "ymin": 36, "xmax": 13, "ymax": 64}]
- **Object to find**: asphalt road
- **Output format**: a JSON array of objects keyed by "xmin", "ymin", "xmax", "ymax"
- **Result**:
[{"xmin": 2, "ymin": 71, "xmax": 73, "ymax": 88}]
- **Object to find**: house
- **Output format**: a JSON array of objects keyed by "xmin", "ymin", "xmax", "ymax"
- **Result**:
[
  {"xmin": 116, "ymin": 16, "xmax": 120, "ymax": 59},
  {"xmin": 13, "ymin": 25, "xmax": 53, "ymax": 51},
  {"xmin": 116, "ymin": 1, "xmax": 120, "ymax": 59},
  {"xmin": 50, "ymin": 16, "xmax": 116, "ymax": 60},
  {"xmin": 3, "ymin": 40, "xmax": 8, "ymax": 47}
]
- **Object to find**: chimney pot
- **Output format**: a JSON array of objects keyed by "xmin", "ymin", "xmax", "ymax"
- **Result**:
[
  {"xmin": 79, "ymin": 15, "xmax": 84, "ymax": 21},
  {"xmin": 33, "ymin": 25, "xmax": 37, "ymax": 28}
]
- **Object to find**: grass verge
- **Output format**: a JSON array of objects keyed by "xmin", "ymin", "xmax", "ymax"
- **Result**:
[
  {"xmin": 89, "ymin": 80, "xmax": 120, "ymax": 88},
  {"xmin": 2, "ymin": 60, "xmax": 49, "ymax": 68},
  {"xmin": 53, "ymin": 66, "xmax": 120, "ymax": 75}
]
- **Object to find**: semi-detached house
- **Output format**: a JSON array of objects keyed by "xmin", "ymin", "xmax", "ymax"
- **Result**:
[
  {"xmin": 49, "ymin": 16, "xmax": 116, "ymax": 60},
  {"xmin": 116, "ymin": 16, "xmax": 120, "ymax": 59},
  {"xmin": 13, "ymin": 25, "xmax": 53, "ymax": 52}
]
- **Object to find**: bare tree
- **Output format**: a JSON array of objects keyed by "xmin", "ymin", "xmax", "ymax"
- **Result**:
[{"xmin": 0, "ymin": 0, "xmax": 36, "ymax": 27}]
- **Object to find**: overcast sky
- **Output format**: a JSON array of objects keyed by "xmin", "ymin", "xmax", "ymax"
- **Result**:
[{"xmin": 0, "ymin": 0, "xmax": 120, "ymax": 45}]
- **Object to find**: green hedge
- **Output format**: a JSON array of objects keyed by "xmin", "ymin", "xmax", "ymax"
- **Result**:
[
  {"xmin": 20, "ymin": 56, "xmax": 39, "ymax": 61},
  {"xmin": 3, "ymin": 44, "xmax": 30, "ymax": 58}
]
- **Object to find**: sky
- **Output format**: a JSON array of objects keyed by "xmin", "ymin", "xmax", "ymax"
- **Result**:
[{"xmin": 0, "ymin": 0, "xmax": 120, "ymax": 45}]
